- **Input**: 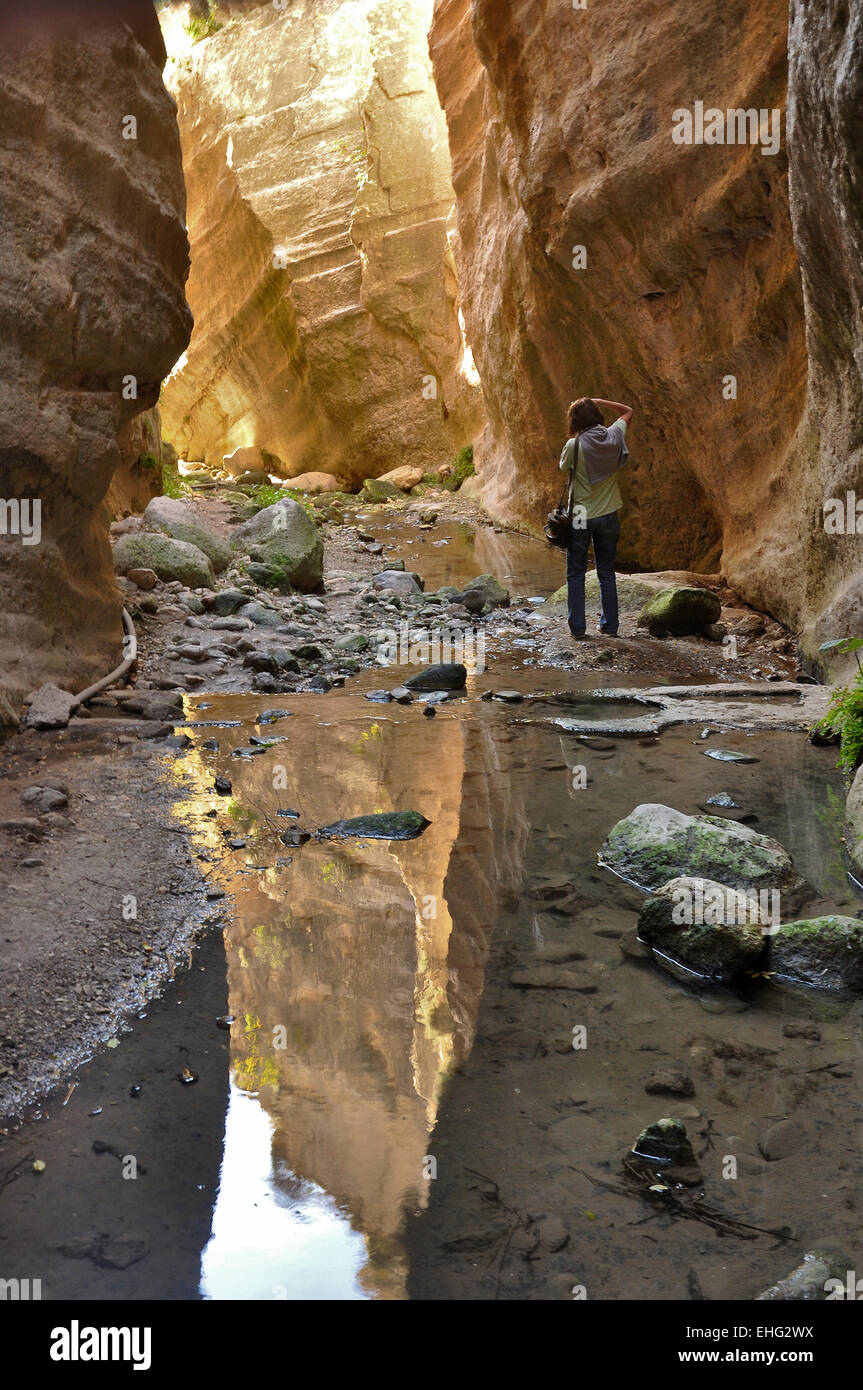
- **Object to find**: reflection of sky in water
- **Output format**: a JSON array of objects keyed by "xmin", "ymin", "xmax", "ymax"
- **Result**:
[{"xmin": 200, "ymin": 1084, "xmax": 368, "ymax": 1300}]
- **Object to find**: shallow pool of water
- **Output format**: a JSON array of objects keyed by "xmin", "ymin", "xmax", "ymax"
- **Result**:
[{"xmin": 2, "ymin": 681, "xmax": 860, "ymax": 1301}]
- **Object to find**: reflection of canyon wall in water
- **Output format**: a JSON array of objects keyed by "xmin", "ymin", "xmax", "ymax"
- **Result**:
[{"xmin": 214, "ymin": 709, "xmax": 526, "ymax": 1293}]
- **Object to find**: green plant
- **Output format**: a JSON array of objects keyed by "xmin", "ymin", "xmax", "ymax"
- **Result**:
[
  {"xmin": 240, "ymin": 483, "xmax": 317, "ymax": 520},
  {"xmin": 814, "ymin": 638, "xmax": 863, "ymax": 774},
  {"xmin": 184, "ymin": 4, "xmax": 222, "ymax": 42},
  {"xmin": 451, "ymin": 444, "xmax": 475, "ymax": 487},
  {"xmin": 138, "ymin": 451, "xmax": 160, "ymax": 472},
  {"xmin": 161, "ymin": 463, "xmax": 190, "ymax": 499},
  {"xmin": 422, "ymin": 444, "xmax": 475, "ymax": 492},
  {"xmin": 330, "ymin": 136, "xmax": 370, "ymax": 192}
]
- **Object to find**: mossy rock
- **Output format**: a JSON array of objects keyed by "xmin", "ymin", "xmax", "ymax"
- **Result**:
[
  {"xmin": 767, "ymin": 916, "xmax": 863, "ymax": 991},
  {"xmin": 141, "ymin": 496, "xmax": 232, "ymax": 572},
  {"xmin": 541, "ymin": 572, "xmax": 660, "ymax": 615},
  {"xmin": 113, "ymin": 532, "xmax": 214, "ymax": 588},
  {"xmin": 637, "ymin": 585, "xmax": 721, "ymax": 637},
  {"xmin": 638, "ymin": 876, "xmax": 767, "ymax": 980},
  {"xmin": 463, "ymin": 573, "xmax": 510, "ymax": 612},
  {"xmin": 360, "ymin": 477, "xmax": 402, "ymax": 503},
  {"xmin": 318, "ymin": 811, "xmax": 430, "ymax": 841},
  {"xmin": 600, "ymin": 803, "xmax": 810, "ymax": 909},
  {"xmin": 231, "ymin": 497, "xmax": 323, "ymax": 593}
]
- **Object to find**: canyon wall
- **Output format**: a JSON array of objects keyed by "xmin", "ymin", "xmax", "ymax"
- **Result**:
[
  {"xmin": 158, "ymin": 0, "xmax": 483, "ymax": 483},
  {"xmin": 786, "ymin": 0, "xmax": 863, "ymax": 656},
  {"xmin": 429, "ymin": 0, "xmax": 857, "ymax": 648},
  {"xmin": 0, "ymin": 0, "xmax": 191, "ymax": 715}
]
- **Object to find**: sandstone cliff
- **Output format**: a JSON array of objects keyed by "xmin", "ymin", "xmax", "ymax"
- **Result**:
[
  {"xmin": 158, "ymin": 0, "xmax": 483, "ymax": 484},
  {"xmin": 0, "ymin": 0, "xmax": 191, "ymax": 715},
  {"xmin": 786, "ymin": 0, "xmax": 863, "ymax": 658},
  {"xmin": 428, "ymin": 0, "xmax": 842, "ymax": 647}
]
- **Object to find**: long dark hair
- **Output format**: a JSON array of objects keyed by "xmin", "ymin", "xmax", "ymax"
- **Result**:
[{"xmin": 568, "ymin": 397, "xmax": 604, "ymax": 437}]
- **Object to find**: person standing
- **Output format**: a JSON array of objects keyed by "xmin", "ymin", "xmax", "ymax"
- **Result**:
[{"xmin": 559, "ymin": 395, "xmax": 634, "ymax": 639}]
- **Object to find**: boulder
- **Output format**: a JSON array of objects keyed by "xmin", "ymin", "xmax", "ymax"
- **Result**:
[
  {"xmin": 628, "ymin": 1118, "xmax": 702, "ymax": 1185},
  {"xmin": 113, "ymin": 534, "xmax": 214, "ymax": 589},
  {"xmin": 286, "ymin": 472, "xmax": 348, "ymax": 493},
  {"xmin": 767, "ymin": 916, "xmax": 863, "ymax": 991},
  {"xmin": 233, "ymin": 469, "xmax": 274, "ymax": 486},
  {"xmin": 230, "ymin": 498, "xmax": 323, "ymax": 593},
  {"xmin": 122, "ymin": 692, "xmax": 183, "ymax": 722},
  {"xmin": 236, "ymin": 601, "xmax": 284, "ymax": 629},
  {"xmin": 141, "ymin": 496, "xmax": 231, "ymax": 572},
  {"xmin": 637, "ymin": 586, "xmax": 721, "ymax": 637},
  {"xmin": 600, "ymin": 804, "xmax": 810, "ymax": 909},
  {"xmin": 541, "ymin": 572, "xmax": 661, "ymax": 616},
  {"xmin": 404, "ymin": 663, "xmax": 467, "ymax": 691},
  {"xmin": 22, "ymin": 685, "xmax": 77, "ymax": 731},
  {"xmin": 361, "ymin": 477, "xmax": 402, "ymax": 503},
  {"xmin": 637, "ymin": 876, "xmax": 767, "ymax": 979},
  {"xmin": 21, "ymin": 785, "xmax": 69, "ymax": 814},
  {"xmin": 372, "ymin": 571, "xmax": 423, "ymax": 596},
  {"xmin": 460, "ymin": 573, "xmax": 510, "ymax": 613},
  {"xmin": 223, "ymin": 445, "xmax": 266, "ymax": 476},
  {"xmin": 209, "ymin": 588, "xmax": 251, "ymax": 616},
  {"xmin": 378, "ymin": 464, "xmax": 425, "ymax": 490}
]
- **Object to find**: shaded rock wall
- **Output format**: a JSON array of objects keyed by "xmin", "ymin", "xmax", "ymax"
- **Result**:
[
  {"xmin": 159, "ymin": 0, "xmax": 483, "ymax": 483},
  {"xmin": 0, "ymin": 1, "xmax": 191, "ymax": 715},
  {"xmin": 429, "ymin": 0, "xmax": 827, "ymax": 624},
  {"xmin": 786, "ymin": 0, "xmax": 863, "ymax": 661},
  {"xmin": 108, "ymin": 405, "xmax": 169, "ymax": 518}
]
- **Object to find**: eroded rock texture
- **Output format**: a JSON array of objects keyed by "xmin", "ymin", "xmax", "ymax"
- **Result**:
[
  {"xmin": 159, "ymin": 0, "xmax": 482, "ymax": 483},
  {"xmin": 0, "ymin": 1, "xmax": 191, "ymax": 715},
  {"xmin": 787, "ymin": 0, "xmax": 863, "ymax": 657},
  {"xmin": 429, "ymin": 0, "xmax": 811, "ymax": 606}
]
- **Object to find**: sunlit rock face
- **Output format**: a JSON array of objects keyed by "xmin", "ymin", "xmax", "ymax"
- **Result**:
[
  {"xmin": 158, "ymin": 0, "xmax": 483, "ymax": 484},
  {"xmin": 429, "ymin": 0, "xmax": 810, "ymax": 593},
  {"xmin": 0, "ymin": 2, "xmax": 191, "ymax": 716},
  {"xmin": 786, "ymin": 0, "xmax": 863, "ymax": 664}
]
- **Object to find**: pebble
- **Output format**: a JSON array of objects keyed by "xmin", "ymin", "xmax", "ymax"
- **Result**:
[
  {"xmin": 758, "ymin": 1119, "xmax": 801, "ymax": 1161},
  {"xmin": 644, "ymin": 1069, "xmax": 695, "ymax": 1097}
]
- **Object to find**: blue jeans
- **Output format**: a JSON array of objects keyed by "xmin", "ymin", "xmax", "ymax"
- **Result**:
[{"xmin": 566, "ymin": 511, "xmax": 620, "ymax": 636}]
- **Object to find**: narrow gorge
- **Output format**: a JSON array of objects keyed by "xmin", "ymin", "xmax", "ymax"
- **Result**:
[{"xmin": 0, "ymin": 0, "xmax": 861, "ymax": 1324}]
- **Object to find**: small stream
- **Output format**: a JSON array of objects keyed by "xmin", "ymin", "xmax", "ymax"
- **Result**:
[{"xmin": 1, "ymin": 526, "xmax": 860, "ymax": 1301}]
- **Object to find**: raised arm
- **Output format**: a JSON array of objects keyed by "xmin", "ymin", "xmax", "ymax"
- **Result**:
[{"xmin": 591, "ymin": 397, "xmax": 634, "ymax": 427}]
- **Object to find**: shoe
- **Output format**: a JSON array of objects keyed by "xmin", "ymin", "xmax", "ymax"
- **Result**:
[
  {"xmin": 599, "ymin": 629, "xmax": 619, "ymax": 637},
  {"xmin": 570, "ymin": 630, "xmax": 588, "ymax": 640}
]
